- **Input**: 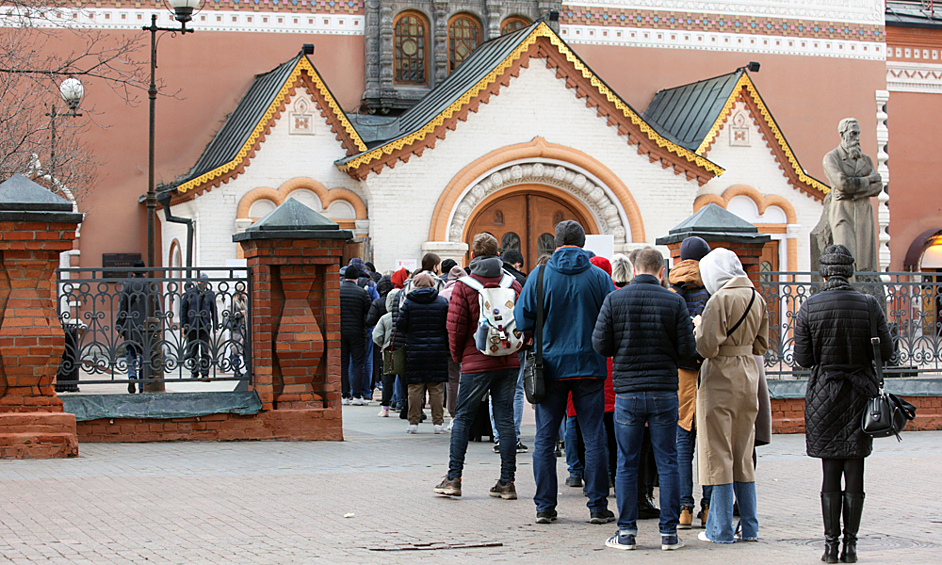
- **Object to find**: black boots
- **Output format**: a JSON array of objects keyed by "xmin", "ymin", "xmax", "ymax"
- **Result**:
[
  {"xmin": 840, "ymin": 492, "xmax": 865, "ymax": 563},
  {"xmin": 820, "ymin": 492, "xmax": 842, "ymax": 563}
]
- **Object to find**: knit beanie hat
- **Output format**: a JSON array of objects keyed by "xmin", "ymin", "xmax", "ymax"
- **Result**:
[
  {"xmin": 818, "ymin": 244, "xmax": 855, "ymax": 278},
  {"xmin": 680, "ymin": 236, "xmax": 711, "ymax": 262},
  {"xmin": 590, "ymin": 256, "xmax": 612, "ymax": 275},
  {"xmin": 554, "ymin": 220, "xmax": 586, "ymax": 248},
  {"xmin": 343, "ymin": 267, "xmax": 359, "ymax": 280},
  {"xmin": 413, "ymin": 272, "xmax": 436, "ymax": 288}
]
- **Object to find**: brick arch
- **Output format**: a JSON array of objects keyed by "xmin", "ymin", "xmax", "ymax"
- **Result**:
[
  {"xmin": 428, "ymin": 137, "xmax": 645, "ymax": 242},
  {"xmin": 693, "ymin": 184, "xmax": 797, "ymax": 224},
  {"xmin": 236, "ymin": 178, "xmax": 367, "ymax": 220}
]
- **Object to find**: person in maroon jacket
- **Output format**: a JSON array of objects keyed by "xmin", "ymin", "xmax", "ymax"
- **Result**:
[{"xmin": 434, "ymin": 233, "xmax": 523, "ymax": 500}]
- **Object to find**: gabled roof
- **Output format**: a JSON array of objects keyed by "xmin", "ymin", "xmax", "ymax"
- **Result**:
[
  {"xmin": 171, "ymin": 54, "xmax": 366, "ymax": 198},
  {"xmin": 336, "ymin": 22, "xmax": 724, "ymax": 185},
  {"xmin": 644, "ymin": 70, "xmax": 829, "ymax": 200}
]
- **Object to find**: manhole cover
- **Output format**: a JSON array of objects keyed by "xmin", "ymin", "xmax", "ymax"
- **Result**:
[{"xmin": 780, "ymin": 534, "xmax": 938, "ymax": 551}]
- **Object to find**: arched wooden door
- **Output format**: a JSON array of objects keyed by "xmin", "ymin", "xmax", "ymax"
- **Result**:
[{"xmin": 465, "ymin": 190, "xmax": 592, "ymax": 272}]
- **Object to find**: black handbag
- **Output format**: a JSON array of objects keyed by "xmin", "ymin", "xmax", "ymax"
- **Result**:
[
  {"xmin": 523, "ymin": 265, "xmax": 546, "ymax": 404},
  {"xmin": 860, "ymin": 297, "xmax": 916, "ymax": 441}
]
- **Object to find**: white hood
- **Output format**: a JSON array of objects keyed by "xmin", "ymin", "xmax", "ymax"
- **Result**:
[{"xmin": 699, "ymin": 248, "xmax": 747, "ymax": 295}]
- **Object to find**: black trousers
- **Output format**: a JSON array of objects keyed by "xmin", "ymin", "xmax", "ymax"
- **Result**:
[
  {"xmin": 340, "ymin": 333, "xmax": 365, "ymax": 399},
  {"xmin": 822, "ymin": 458, "xmax": 865, "ymax": 494},
  {"xmin": 186, "ymin": 330, "xmax": 211, "ymax": 377}
]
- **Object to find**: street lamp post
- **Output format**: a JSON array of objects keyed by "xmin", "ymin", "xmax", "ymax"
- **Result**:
[
  {"xmin": 46, "ymin": 77, "xmax": 84, "ymax": 187},
  {"xmin": 142, "ymin": 0, "xmax": 199, "ymax": 392},
  {"xmin": 144, "ymin": 0, "xmax": 200, "ymax": 272}
]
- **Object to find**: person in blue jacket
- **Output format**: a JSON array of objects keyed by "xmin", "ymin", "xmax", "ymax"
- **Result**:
[{"xmin": 514, "ymin": 220, "xmax": 616, "ymax": 525}]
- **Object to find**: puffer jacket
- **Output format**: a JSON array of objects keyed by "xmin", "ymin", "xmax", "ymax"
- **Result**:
[
  {"xmin": 592, "ymin": 274, "xmax": 697, "ymax": 393},
  {"xmin": 340, "ymin": 280, "xmax": 371, "ymax": 338},
  {"xmin": 396, "ymin": 287, "xmax": 450, "ymax": 384},
  {"xmin": 390, "ymin": 270, "xmax": 445, "ymax": 350},
  {"xmin": 515, "ymin": 246, "xmax": 615, "ymax": 381},
  {"xmin": 446, "ymin": 255, "xmax": 523, "ymax": 374},
  {"xmin": 669, "ymin": 259, "xmax": 709, "ymax": 371},
  {"xmin": 795, "ymin": 278, "xmax": 893, "ymax": 459},
  {"xmin": 372, "ymin": 290, "xmax": 400, "ymax": 350}
]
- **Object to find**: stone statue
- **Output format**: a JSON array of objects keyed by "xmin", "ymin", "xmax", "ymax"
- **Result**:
[{"xmin": 811, "ymin": 118, "xmax": 883, "ymax": 273}]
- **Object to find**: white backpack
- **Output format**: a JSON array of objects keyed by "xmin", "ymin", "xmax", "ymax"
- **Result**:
[{"xmin": 458, "ymin": 274, "xmax": 524, "ymax": 357}]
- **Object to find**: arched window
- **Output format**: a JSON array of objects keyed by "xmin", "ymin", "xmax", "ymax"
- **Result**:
[
  {"xmin": 394, "ymin": 11, "xmax": 428, "ymax": 85},
  {"xmin": 448, "ymin": 14, "xmax": 482, "ymax": 73},
  {"xmin": 500, "ymin": 16, "xmax": 529, "ymax": 35}
]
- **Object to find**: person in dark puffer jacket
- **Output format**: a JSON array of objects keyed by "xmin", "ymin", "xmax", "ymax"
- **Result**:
[
  {"xmin": 795, "ymin": 244, "xmax": 893, "ymax": 564},
  {"xmin": 667, "ymin": 236, "xmax": 712, "ymax": 529},
  {"xmin": 592, "ymin": 247, "xmax": 696, "ymax": 551},
  {"xmin": 340, "ymin": 267, "xmax": 372, "ymax": 404},
  {"xmin": 397, "ymin": 272, "xmax": 450, "ymax": 434}
]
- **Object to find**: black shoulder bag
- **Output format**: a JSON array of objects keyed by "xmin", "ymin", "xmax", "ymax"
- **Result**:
[
  {"xmin": 523, "ymin": 265, "xmax": 546, "ymax": 404},
  {"xmin": 860, "ymin": 297, "xmax": 916, "ymax": 441}
]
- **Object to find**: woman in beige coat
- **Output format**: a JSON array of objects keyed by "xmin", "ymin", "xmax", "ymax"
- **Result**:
[{"xmin": 694, "ymin": 248, "xmax": 769, "ymax": 544}]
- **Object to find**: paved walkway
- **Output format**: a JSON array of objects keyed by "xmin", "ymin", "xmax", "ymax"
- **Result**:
[{"xmin": 1, "ymin": 402, "xmax": 939, "ymax": 564}]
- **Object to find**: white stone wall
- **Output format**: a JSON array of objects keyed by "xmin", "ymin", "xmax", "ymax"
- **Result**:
[
  {"xmin": 699, "ymin": 101, "xmax": 824, "ymax": 271},
  {"xmin": 362, "ymin": 58, "xmax": 702, "ymax": 271},
  {"xmin": 162, "ymin": 91, "xmax": 365, "ymax": 267}
]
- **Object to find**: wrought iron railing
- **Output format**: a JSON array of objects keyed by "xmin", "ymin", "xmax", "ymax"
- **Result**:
[
  {"xmin": 760, "ymin": 271, "xmax": 942, "ymax": 378},
  {"xmin": 56, "ymin": 267, "xmax": 251, "ymax": 389}
]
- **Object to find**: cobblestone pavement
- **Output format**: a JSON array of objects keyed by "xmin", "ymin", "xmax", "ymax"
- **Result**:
[{"xmin": 1, "ymin": 401, "xmax": 939, "ymax": 564}]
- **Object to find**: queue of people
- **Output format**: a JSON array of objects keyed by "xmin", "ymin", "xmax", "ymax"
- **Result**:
[{"xmin": 338, "ymin": 223, "xmax": 883, "ymax": 561}]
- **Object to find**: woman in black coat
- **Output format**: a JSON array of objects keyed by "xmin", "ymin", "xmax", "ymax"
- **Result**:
[
  {"xmin": 794, "ymin": 245, "xmax": 893, "ymax": 564},
  {"xmin": 396, "ymin": 272, "xmax": 449, "ymax": 434}
]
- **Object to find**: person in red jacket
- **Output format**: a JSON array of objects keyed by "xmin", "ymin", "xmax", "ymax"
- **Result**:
[{"xmin": 434, "ymin": 233, "xmax": 523, "ymax": 500}]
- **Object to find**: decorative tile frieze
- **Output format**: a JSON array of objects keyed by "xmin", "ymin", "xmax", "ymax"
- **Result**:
[
  {"xmin": 886, "ymin": 61, "xmax": 942, "ymax": 93},
  {"xmin": 560, "ymin": 1, "xmax": 884, "ymax": 25}
]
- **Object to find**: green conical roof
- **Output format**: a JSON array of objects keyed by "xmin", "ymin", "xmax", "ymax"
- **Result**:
[
  {"xmin": 0, "ymin": 174, "xmax": 73, "ymax": 211},
  {"xmin": 655, "ymin": 203, "xmax": 770, "ymax": 245},
  {"xmin": 247, "ymin": 197, "xmax": 339, "ymax": 231}
]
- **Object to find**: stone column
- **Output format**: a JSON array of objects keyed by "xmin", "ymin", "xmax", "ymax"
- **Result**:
[
  {"xmin": 0, "ymin": 174, "xmax": 83, "ymax": 459},
  {"xmin": 364, "ymin": 0, "xmax": 381, "ymax": 102},
  {"xmin": 421, "ymin": 241, "xmax": 469, "ymax": 268},
  {"xmin": 876, "ymin": 90, "xmax": 891, "ymax": 272},
  {"xmin": 433, "ymin": 1, "xmax": 449, "ymax": 85},
  {"xmin": 485, "ymin": 0, "xmax": 502, "ymax": 39},
  {"xmin": 379, "ymin": 3, "xmax": 395, "ymax": 96},
  {"xmin": 233, "ymin": 199, "xmax": 352, "ymax": 421}
]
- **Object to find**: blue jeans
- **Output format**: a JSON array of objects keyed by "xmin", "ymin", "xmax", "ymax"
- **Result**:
[
  {"xmin": 676, "ymin": 425, "xmax": 712, "ymax": 508},
  {"xmin": 613, "ymin": 392, "xmax": 680, "ymax": 536},
  {"xmin": 565, "ymin": 416, "xmax": 584, "ymax": 478},
  {"xmin": 533, "ymin": 378, "xmax": 609, "ymax": 513},
  {"xmin": 448, "ymin": 369, "xmax": 517, "ymax": 483},
  {"xmin": 705, "ymin": 482, "xmax": 758, "ymax": 542},
  {"xmin": 362, "ymin": 336, "xmax": 374, "ymax": 398},
  {"xmin": 490, "ymin": 355, "xmax": 525, "ymax": 443}
]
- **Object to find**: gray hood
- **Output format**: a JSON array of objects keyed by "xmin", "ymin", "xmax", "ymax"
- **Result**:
[
  {"xmin": 699, "ymin": 248, "xmax": 747, "ymax": 295},
  {"xmin": 469, "ymin": 255, "xmax": 502, "ymax": 278},
  {"xmin": 385, "ymin": 288, "xmax": 400, "ymax": 311}
]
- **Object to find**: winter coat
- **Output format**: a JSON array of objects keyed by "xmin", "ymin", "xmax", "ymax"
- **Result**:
[
  {"xmin": 592, "ymin": 274, "xmax": 697, "ymax": 393},
  {"xmin": 340, "ymin": 280, "xmax": 371, "ymax": 338},
  {"xmin": 181, "ymin": 285, "xmax": 217, "ymax": 334},
  {"xmin": 365, "ymin": 296, "xmax": 387, "ymax": 328},
  {"xmin": 446, "ymin": 255, "xmax": 523, "ymax": 374},
  {"xmin": 669, "ymin": 259, "xmax": 710, "ymax": 431},
  {"xmin": 695, "ymin": 275, "xmax": 769, "ymax": 485},
  {"xmin": 515, "ymin": 247, "xmax": 615, "ymax": 381},
  {"xmin": 502, "ymin": 262, "xmax": 528, "ymax": 286},
  {"xmin": 396, "ymin": 287, "xmax": 450, "ymax": 384},
  {"xmin": 795, "ymin": 279, "xmax": 892, "ymax": 459},
  {"xmin": 116, "ymin": 274, "xmax": 161, "ymax": 340},
  {"xmin": 755, "ymin": 357, "xmax": 772, "ymax": 446},
  {"xmin": 372, "ymin": 290, "xmax": 400, "ymax": 351},
  {"xmin": 390, "ymin": 270, "xmax": 445, "ymax": 350}
]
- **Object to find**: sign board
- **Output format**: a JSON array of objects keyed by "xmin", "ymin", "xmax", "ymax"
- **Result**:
[
  {"xmin": 396, "ymin": 259, "xmax": 418, "ymax": 272},
  {"xmin": 102, "ymin": 253, "xmax": 141, "ymax": 279},
  {"xmin": 583, "ymin": 235, "xmax": 615, "ymax": 260}
]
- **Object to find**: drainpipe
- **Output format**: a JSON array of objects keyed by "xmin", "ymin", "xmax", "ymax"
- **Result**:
[{"xmin": 156, "ymin": 189, "xmax": 194, "ymax": 268}]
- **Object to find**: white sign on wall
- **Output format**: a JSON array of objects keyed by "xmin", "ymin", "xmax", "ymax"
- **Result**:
[
  {"xmin": 396, "ymin": 259, "xmax": 418, "ymax": 272},
  {"xmin": 583, "ymin": 235, "xmax": 615, "ymax": 259}
]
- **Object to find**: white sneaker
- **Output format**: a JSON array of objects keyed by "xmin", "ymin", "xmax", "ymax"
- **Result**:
[
  {"xmin": 433, "ymin": 424, "xmax": 444, "ymax": 434},
  {"xmin": 352, "ymin": 398, "xmax": 367, "ymax": 406},
  {"xmin": 406, "ymin": 424, "xmax": 418, "ymax": 434},
  {"xmin": 377, "ymin": 407, "xmax": 389, "ymax": 417},
  {"xmin": 446, "ymin": 420, "xmax": 454, "ymax": 432},
  {"xmin": 342, "ymin": 398, "xmax": 350, "ymax": 406}
]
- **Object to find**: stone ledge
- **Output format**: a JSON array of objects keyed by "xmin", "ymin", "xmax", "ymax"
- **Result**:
[
  {"xmin": 769, "ymin": 377, "xmax": 942, "ymax": 399},
  {"xmin": 62, "ymin": 391, "xmax": 263, "ymax": 422}
]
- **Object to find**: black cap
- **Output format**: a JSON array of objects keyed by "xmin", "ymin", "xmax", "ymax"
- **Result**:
[{"xmin": 554, "ymin": 220, "xmax": 586, "ymax": 248}]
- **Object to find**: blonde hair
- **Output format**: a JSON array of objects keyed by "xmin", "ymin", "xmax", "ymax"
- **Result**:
[{"xmin": 611, "ymin": 253, "xmax": 633, "ymax": 285}]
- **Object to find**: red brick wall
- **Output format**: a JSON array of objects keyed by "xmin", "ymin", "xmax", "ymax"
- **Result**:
[
  {"xmin": 771, "ymin": 396, "xmax": 942, "ymax": 434},
  {"xmin": 667, "ymin": 238, "xmax": 766, "ymax": 284}
]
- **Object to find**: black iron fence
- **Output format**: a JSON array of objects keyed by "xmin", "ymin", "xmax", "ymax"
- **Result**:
[
  {"xmin": 56, "ymin": 267, "xmax": 251, "ymax": 389},
  {"xmin": 760, "ymin": 271, "xmax": 942, "ymax": 378}
]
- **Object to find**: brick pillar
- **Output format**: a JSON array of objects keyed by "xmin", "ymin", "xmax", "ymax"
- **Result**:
[
  {"xmin": 0, "ymin": 175, "xmax": 83, "ymax": 458},
  {"xmin": 666, "ymin": 239, "xmax": 767, "ymax": 285},
  {"xmin": 233, "ymin": 199, "xmax": 352, "ymax": 440}
]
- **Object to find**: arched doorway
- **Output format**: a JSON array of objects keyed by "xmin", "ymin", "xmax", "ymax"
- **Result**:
[{"xmin": 464, "ymin": 185, "xmax": 595, "ymax": 271}]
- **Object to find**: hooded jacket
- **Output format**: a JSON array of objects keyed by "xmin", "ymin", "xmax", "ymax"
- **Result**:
[
  {"xmin": 446, "ymin": 255, "xmax": 523, "ymax": 374},
  {"xmin": 515, "ymin": 247, "xmax": 615, "ymax": 381},
  {"xmin": 396, "ymin": 287, "xmax": 450, "ymax": 383},
  {"xmin": 669, "ymin": 259, "xmax": 710, "ymax": 372},
  {"xmin": 372, "ymin": 289, "xmax": 400, "ymax": 351},
  {"xmin": 592, "ymin": 273, "xmax": 696, "ymax": 393},
  {"xmin": 340, "ymin": 279, "xmax": 371, "ymax": 338}
]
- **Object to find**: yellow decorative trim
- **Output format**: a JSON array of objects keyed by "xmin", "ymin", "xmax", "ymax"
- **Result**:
[
  {"xmin": 338, "ymin": 23, "xmax": 724, "ymax": 177},
  {"xmin": 696, "ymin": 73, "xmax": 830, "ymax": 195},
  {"xmin": 176, "ymin": 57, "xmax": 366, "ymax": 195}
]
